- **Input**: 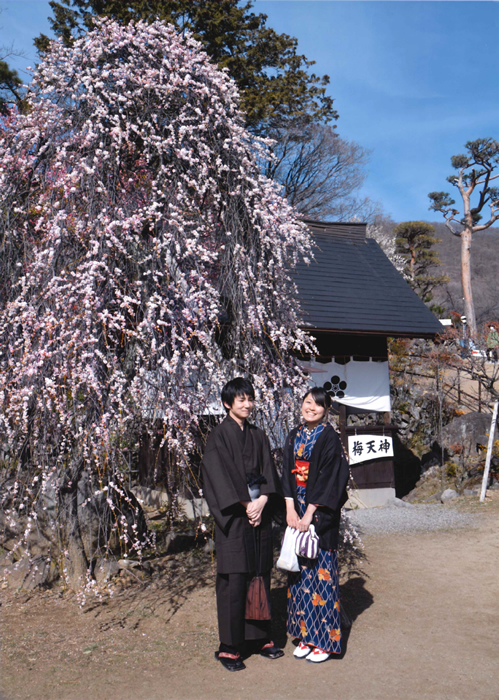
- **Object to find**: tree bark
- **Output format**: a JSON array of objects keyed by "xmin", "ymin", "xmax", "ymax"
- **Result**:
[
  {"xmin": 460, "ymin": 225, "xmax": 477, "ymax": 338},
  {"xmin": 59, "ymin": 488, "xmax": 89, "ymax": 590}
]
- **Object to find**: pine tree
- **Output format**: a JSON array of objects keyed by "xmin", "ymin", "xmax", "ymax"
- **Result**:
[
  {"xmin": 394, "ymin": 221, "xmax": 448, "ymax": 314},
  {"xmin": 35, "ymin": 0, "xmax": 337, "ymax": 135},
  {"xmin": 429, "ymin": 138, "xmax": 499, "ymax": 337},
  {"xmin": 0, "ymin": 60, "xmax": 22, "ymax": 114}
]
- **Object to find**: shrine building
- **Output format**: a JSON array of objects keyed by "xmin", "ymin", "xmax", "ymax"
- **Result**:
[{"xmin": 295, "ymin": 220, "xmax": 444, "ymax": 508}]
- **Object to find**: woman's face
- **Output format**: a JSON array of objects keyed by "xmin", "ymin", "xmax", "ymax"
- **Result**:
[{"xmin": 301, "ymin": 394, "xmax": 326, "ymax": 427}]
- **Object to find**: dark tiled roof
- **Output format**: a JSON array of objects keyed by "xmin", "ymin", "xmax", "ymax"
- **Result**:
[{"xmin": 294, "ymin": 220, "xmax": 444, "ymax": 338}]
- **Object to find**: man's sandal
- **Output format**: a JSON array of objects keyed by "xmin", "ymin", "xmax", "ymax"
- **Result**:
[
  {"xmin": 214, "ymin": 651, "xmax": 246, "ymax": 671},
  {"xmin": 259, "ymin": 641, "xmax": 284, "ymax": 660}
]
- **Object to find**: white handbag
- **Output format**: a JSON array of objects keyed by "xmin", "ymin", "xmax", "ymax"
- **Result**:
[{"xmin": 276, "ymin": 526, "xmax": 300, "ymax": 572}]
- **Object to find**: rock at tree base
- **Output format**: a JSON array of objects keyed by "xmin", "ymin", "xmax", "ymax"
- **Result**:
[
  {"xmin": 0, "ymin": 555, "xmax": 59, "ymax": 590},
  {"xmin": 131, "ymin": 486, "xmax": 170, "ymax": 510},
  {"xmin": 94, "ymin": 558, "xmax": 120, "ymax": 584}
]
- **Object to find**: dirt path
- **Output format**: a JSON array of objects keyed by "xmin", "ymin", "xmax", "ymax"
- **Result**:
[{"xmin": 2, "ymin": 498, "xmax": 499, "ymax": 700}]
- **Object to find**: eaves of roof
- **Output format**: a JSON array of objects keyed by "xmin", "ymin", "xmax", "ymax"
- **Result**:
[{"xmin": 293, "ymin": 224, "xmax": 444, "ymax": 339}]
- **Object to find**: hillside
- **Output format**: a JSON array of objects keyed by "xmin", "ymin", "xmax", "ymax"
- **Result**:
[{"xmin": 382, "ymin": 221, "xmax": 499, "ymax": 324}]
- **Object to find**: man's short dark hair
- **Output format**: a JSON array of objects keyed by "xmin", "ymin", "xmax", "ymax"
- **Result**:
[
  {"xmin": 221, "ymin": 377, "xmax": 255, "ymax": 410},
  {"xmin": 302, "ymin": 386, "xmax": 332, "ymax": 410}
]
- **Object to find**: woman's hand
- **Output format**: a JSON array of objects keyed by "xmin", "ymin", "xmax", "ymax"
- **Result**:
[
  {"xmin": 297, "ymin": 504, "xmax": 317, "ymax": 532},
  {"xmin": 285, "ymin": 499, "xmax": 300, "ymax": 529},
  {"xmin": 246, "ymin": 494, "xmax": 268, "ymax": 527}
]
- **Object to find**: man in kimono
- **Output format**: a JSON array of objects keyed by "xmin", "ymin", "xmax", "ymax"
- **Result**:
[{"xmin": 202, "ymin": 377, "xmax": 284, "ymax": 671}]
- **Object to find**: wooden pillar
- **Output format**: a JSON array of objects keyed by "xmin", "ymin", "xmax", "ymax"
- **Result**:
[{"xmin": 480, "ymin": 401, "xmax": 499, "ymax": 501}]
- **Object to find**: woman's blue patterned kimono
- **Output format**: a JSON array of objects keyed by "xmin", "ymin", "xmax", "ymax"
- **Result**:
[{"xmin": 286, "ymin": 424, "xmax": 342, "ymax": 654}]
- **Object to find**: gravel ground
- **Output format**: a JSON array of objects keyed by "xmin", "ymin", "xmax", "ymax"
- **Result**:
[{"xmin": 347, "ymin": 500, "xmax": 477, "ymax": 535}]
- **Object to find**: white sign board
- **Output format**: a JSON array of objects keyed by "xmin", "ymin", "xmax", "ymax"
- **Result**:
[{"xmin": 348, "ymin": 434, "xmax": 394, "ymax": 465}]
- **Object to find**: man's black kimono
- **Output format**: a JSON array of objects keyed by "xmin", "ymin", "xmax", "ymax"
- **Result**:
[{"xmin": 202, "ymin": 415, "xmax": 282, "ymax": 648}]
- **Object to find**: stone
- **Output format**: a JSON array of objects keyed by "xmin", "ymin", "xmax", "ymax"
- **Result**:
[
  {"xmin": 177, "ymin": 496, "xmax": 210, "ymax": 520},
  {"xmin": 463, "ymin": 488, "xmax": 478, "ymax": 496},
  {"xmin": 0, "ymin": 508, "xmax": 55, "ymax": 559},
  {"xmin": 23, "ymin": 557, "xmax": 59, "ymax": 591},
  {"xmin": 1, "ymin": 555, "xmax": 59, "ymax": 590},
  {"xmin": 119, "ymin": 567, "xmax": 147, "ymax": 582},
  {"xmin": 422, "ymin": 466, "xmax": 441, "ymax": 480},
  {"xmin": 385, "ymin": 497, "xmax": 414, "ymax": 508},
  {"xmin": 476, "ymin": 435, "xmax": 489, "ymax": 449},
  {"xmin": 164, "ymin": 531, "xmax": 196, "ymax": 554},
  {"xmin": 132, "ymin": 486, "xmax": 170, "ymax": 509},
  {"xmin": 442, "ymin": 413, "xmax": 494, "ymax": 452},
  {"xmin": 94, "ymin": 558, "xmax": 120, "ymax": 584},
  {"xmin": 441, "ymin": 488, "xmax": 458, "ymax": 503},
  {"xmin": 203, "ymin": 538, "xmax": 215, "ymax": 554},
  {"xmin": 117, "ymin": 558, "xmax": 140, "ymax": 570},
  {"xmin": 421, "ymin": 452, "xmax": 441, "ymax": 472},
  {"xmin": 411, "ymin": 406, "xmax": 421, "ymax": 421},
  {"xmin": 0, "ymin": 551, "xmax": 14, "ymax": 567}
]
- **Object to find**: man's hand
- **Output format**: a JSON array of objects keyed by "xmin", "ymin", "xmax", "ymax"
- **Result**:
[{"xmin": 246, "ymin": 494, "xmax": 268, "ymax": 527}]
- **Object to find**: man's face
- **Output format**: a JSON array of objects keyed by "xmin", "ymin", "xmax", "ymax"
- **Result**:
[{"xmin": 224, "ymin": 394, "xmax": 255, "ymax": 423}]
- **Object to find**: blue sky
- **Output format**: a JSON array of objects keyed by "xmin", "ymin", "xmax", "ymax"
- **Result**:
[{"xmin": 1, "ymin": 0, "xmax": 498, "ymax": 222}]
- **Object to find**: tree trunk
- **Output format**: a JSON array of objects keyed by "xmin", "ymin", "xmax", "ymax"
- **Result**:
[
  {"xmin": 460, "ymin": 226, "xmax": 477, "ymax": 338},
  {"xmin": 410, "ymin": 246, "xmax": 416, "ymax": 280},
  {"xmin": 59, "ymin": 488, "xmax": 89, "ymax": 590}
]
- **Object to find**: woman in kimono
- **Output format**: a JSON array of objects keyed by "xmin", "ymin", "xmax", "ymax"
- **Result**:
[
  {"xmin": 281, "ymin": 387, "xmax": 350, "ymax": 663},
  {"xmin": 202, "ymin": 377, "xmax": 284, "ymax": 671}
]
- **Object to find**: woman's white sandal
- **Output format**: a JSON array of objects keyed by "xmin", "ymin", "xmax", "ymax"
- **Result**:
[
  {"xmin": 306, "ymin": 648, "xmax": 331, "ymax": 663},
  {"xmin": 293, "ymin": 641, "xmax": 312, "ymax": 659}
]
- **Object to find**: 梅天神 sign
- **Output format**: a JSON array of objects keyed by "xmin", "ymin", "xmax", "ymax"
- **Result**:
[
  {"xmin": 299, "ymin": 358, "xmax": 391, "ymax": 413},
  {"xmin": 347, "ymin": 434, "xmax": 394, "ymax": 465}
]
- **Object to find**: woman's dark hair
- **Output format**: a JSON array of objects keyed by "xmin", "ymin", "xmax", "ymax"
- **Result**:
[
  {"xmin": 221, "ymin": 377, "xmax": 255, "ymax": 410},
  {"xmin": 302, "ymin": 386, "xmax": 331, "ymax": 410}
]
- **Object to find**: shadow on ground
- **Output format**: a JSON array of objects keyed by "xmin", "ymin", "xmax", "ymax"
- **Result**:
[
  {"xmin": 269, "ymin": 574, "xmax": 374, "ymax": 657},
  {"xmin": 338, "ymin": 576, "xmax": 374, "ymax": 657},
  {"xmin": 81, "ymin": 553, "xmax": 215, "ymax": 632}
]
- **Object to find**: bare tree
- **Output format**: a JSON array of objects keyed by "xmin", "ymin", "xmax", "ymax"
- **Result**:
[
  {"xmin": 366, "ymin": 214, "xmax": 405, "ymax": 272},
  {"xmin": 266, "ymin": 122, "xmax": 381, "ymax": 222},
  {"xmin": 429, "ymin": 138, "xmax": 499, "ymax": 338}
]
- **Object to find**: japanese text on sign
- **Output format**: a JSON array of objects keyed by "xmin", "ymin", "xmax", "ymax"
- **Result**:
[{"xmin": 347, "ymin": 434, "xmax": 394, "ymax": 465}]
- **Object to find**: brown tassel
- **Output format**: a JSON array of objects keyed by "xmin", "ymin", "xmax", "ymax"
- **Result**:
[{"xmin": 245, "ymin": 575, "xmax": 271, "ymax": 620}]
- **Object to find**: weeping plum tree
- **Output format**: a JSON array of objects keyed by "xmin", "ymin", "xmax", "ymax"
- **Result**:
[{"xmin": 0, "ymin": 19, "xmax": 314, "ymax": 589}]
